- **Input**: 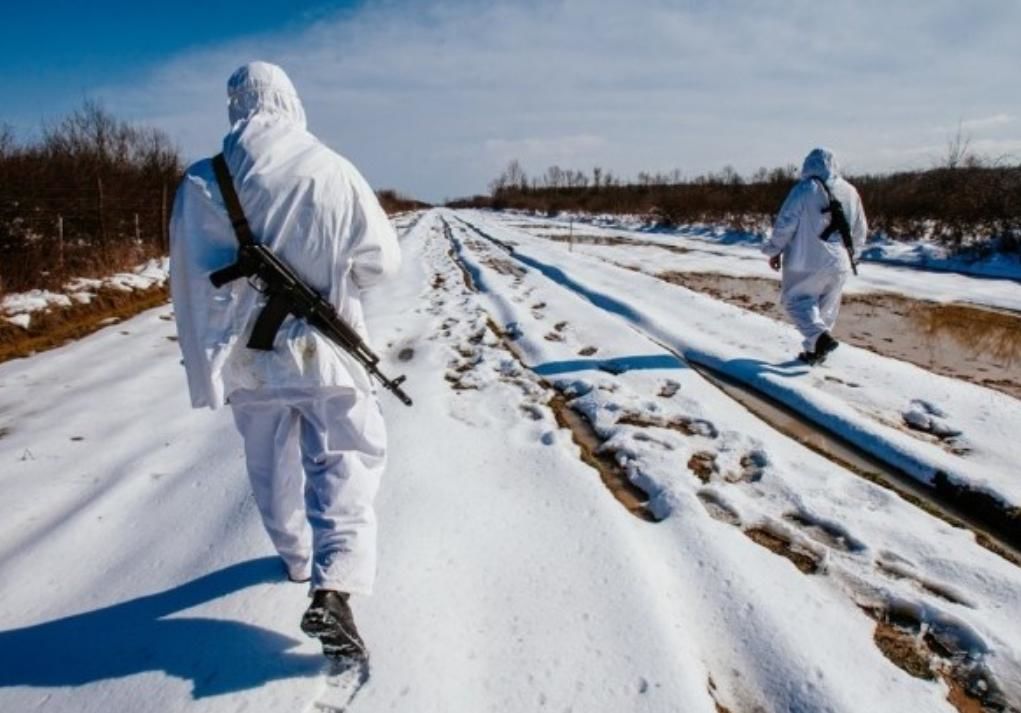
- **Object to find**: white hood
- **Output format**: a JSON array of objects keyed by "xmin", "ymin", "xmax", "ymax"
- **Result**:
[
  {"xmin": 227, "ymin": 61, "xmax": 307, "ymax": 129},
  {"xmin": 800, "ymin": 147, "xmax": 839, "ymax": 185}
]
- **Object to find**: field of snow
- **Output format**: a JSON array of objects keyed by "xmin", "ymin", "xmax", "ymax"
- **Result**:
[
  {"xmin": 0, "ymin": 209, "xmax": 1019, "ymax": 712},
  {"xmin": 463, "ymin": 211, "xmax": 1021, "ymax": 513},
  {"xmin": 497, "ymin": 211, "xmax": 1021, "ymax": 313}
]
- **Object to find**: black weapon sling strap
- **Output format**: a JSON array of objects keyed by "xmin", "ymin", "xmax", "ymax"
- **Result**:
[
  {"xmin": 809, "ymin": 175, "xmax": 843, "ymax": 242},
  {"xmin": 809, "ymin": 175, "xmax": 859, "ymax": 275},
  {"xmin": 211, "ymin": 153, "xmax": 255, "ymax": 248},
  {"xmin": 210, "ymin": 152, "xmax": 293, "ymax": 349}
]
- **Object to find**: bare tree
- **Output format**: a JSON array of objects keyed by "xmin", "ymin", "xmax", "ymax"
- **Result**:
[
  {"xmin": 506, "ymin": 159, "xmax": 528, "ymax": 190},
  {"xmin": 944, "ymin": 121, "xmax": 973, "ymax": 170},
  {"xmin": 545, "ymin": 165, "xmax": 564, "ymax": 189},
  {"xmin": 0, "ymin": 123, "xmax": 15, "ymax": 159}
]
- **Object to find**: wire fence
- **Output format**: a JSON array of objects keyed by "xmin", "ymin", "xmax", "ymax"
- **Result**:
[
  {"xmin": 0, "ymin": 183, "xmax": 173, "ymax": 295},
  {"xmin": 1, "ymin": 103, "xmax": 182, "ymax": 296}
]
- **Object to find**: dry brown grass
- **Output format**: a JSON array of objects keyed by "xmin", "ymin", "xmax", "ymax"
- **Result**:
[
  {"xmin": 466, "ymin": 162, "xmax": 1021, "ymax": 254},
  {"xmin": 0, "ymin": 286, "xmax": 169, "ymax": 364}
]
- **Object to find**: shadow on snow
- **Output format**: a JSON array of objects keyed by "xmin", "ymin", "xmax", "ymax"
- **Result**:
[
  {"xmin": 0, "ymin": 557, "xmax": 322, "ymax": 698},
  {"xmin": 534, "ymin": 354, "xmax": 686, "ymax": 376}
]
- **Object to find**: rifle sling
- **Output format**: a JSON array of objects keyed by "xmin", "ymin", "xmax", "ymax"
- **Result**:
[
  {"xmin": 211, "ymin": 153, "xmax": 256, "ymax": 247},
  {"xmin": 809, "ymin": 176, "xmax": 842, "ymax": 240}
]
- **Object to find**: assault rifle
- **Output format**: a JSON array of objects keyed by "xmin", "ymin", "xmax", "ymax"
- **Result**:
[
  {"xmin": 208, "ymin": 153, "xmax": 412, "ymax": 406},
  {"xmin": 810, "ymin": 176, "xmax": 858, "ymax": 276}
]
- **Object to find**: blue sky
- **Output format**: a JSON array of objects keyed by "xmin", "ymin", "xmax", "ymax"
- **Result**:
[
  {"xmin": 2, "ymin": 1, "xmax": 356, "ymax": 125},
  {"xmin": 4, "ymin": 0, "xmax": 1021, "ymax": 201}
]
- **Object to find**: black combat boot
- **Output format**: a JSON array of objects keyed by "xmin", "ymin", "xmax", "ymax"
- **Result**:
[
  {"xmin": 813, "ymin": 331, "xmax": 840, "ymax": 363},
  {"xmin": 301, "ymin": 590, "xmax": 368, "ymax": 662}
]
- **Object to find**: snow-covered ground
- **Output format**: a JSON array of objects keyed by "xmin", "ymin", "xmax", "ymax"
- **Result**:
[
  {"xmin": 1, "ymin": 210, "xmax": 1019, "ymax": 713},
  {"xmin": 1, "ymin": 258, "xmax": 170, "ymax": 329},
  {"xmin": 498, "ymin": 211, "xmax": 1021, "ymax": 312},
  {"xmin": 512, "ymin": 209, "xmax": 1021, "ymax": 285},
  {"xmin": 462, "ymin": 210, "xmax": 1021, "ymax": 512}
]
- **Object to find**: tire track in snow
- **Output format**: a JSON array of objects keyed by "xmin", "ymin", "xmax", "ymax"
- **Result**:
[
  {"xmin": 440, "ymin": 216, "xmax": 658, "ymax": 521},
  {"xmin": 454, "ymin": 212, "xmax": 1021, "ymax": 563},
  {"xmin": 444, "ymin": 210, "xmax": 1021, "ymax": 713}
]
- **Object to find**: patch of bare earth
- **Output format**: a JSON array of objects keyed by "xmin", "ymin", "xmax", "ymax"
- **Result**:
[
  {"xmin": 861, "ymin": 607, "xmax": 1006, "ymax": 713},
  {"xmin": 0, "ymin": 286, "xmax": 169, "ymax": 364},
  {"xmin": 657, "ymin": 271, "xmax": 1021, "ymax": 400},
  {"xmin": 548, "ymin": 394, "xmax": 658, "ymax": 522},
  {"xmin": 539, "ymin": 233, "xmax": 691, "ymax": 255},
  {"xmin": 687, "ymin": 451, "xmax": 717, "ymax": 483},
  {"xmin": 743, "ymin": 527, "xmax": 821, "ymax": 574},
  {"xmin": 616, "ymin": 412, "xmax": 718, "ymax": 438}
]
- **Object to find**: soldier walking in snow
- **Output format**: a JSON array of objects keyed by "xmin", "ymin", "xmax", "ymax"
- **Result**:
[
  {"xmin": 762, "ymin": 147, "xmax": 867, "ymax": 364},
  {"xmin": 169, "ymin": 62, "xmax": 401, "ymax": 663}
]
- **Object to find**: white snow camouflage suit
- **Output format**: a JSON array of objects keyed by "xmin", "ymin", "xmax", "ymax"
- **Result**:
[
  {"xmin": 169, "ymin": 61, "xmax": 401, "ymax": 594},
  {"xmin": 761, "ymin": 148, "xmax": 868, "ymax": 353}
]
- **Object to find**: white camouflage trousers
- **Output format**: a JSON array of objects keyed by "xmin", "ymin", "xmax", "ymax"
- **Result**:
[
  {"xmin": 229, "ymin": 387, "xmax": 386, "ymax": 595},
  {"xmin": 780, "ymin": 270, "xmax": 848, "ymax": 353}
]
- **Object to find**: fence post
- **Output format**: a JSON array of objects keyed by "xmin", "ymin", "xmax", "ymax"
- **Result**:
[
  {"xmin": 96, "ymin": 175, "xmax": 107, "ymax": 260},
  {"xmin": 161, "ymin": 182, "xmax": 168, "ymax": 252},
  {"xmin": 133, "ymin": 212, "xmax": 142, "ymax": 262},
  {"xmin": 57, "ymin": 214, "xmax": 65, "ymax": 280}
]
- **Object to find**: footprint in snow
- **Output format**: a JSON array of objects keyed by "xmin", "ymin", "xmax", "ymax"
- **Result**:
[
  {"xmin": 697, "ymin": 490, "xmax": 741, "ymax": 525},
  {"xmin": 902, "ymin": 399, "xmax": 961, "ymax": 439},
  {"xmin": 783, "ymin": 510, "xmax": 866, "ymax": 553},
  {"xmin": 658, "ymin": 380, "xmax": 681, "ymax": 398}
]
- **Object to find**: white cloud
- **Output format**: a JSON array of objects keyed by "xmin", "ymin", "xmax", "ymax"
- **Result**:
[
  {"xmin": 95, "ymin": 0, "xmax": 1021, "ymax": 200},
  {"xmin": 962, "ymin": 114, "xmax": 1014, "ymax": 131},
  {"xmin": 483, "ymin": 135, "xmax": 607, "ymax": 167}
]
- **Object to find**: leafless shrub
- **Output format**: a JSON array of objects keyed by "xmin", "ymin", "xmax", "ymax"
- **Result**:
[
  {"xmin": 376, "ymin": 189, "xmax": 430, "ymax": 215},
  {"xmin": 0, "ymin": 102, "xmax": 182, "ymax": 294},
  {"xmin": 462, "ymin": 157, "xmax": 1020, "ymax": 255}
]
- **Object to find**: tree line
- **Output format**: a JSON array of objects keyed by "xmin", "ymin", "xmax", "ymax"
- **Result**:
[
  {"xmin": 0, "ymin": 102, "xmax": 182, "ymax": 294},
  {"xmin": 0, "ymin": 104, "xmax": 430, "ymax": 297},
  {"xmin": 453, "ymin": 154, "xmax": 1021, "ymax": 254}
]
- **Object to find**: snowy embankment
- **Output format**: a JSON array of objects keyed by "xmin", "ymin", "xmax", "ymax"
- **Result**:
[
  {"xmin": 439, "ymin": 209, "xmax": 1021, "ymax": 711},
  {"xmin": 512, "ymin": 209, "xmax": 1021, "ymax": 284},
  {"xmin": 498, "ymin": 211, "xmax": 1021, "ymax": 312},
  {"xmin": 462, "ymin": 210, "xmax": 1021, "ymax": 514},
  {"xmin": 1, "ymin": 258, "xmax": 170, "ymax": 329},
  {"xmin": 1, "ymin": 209, "xmax": 1019, "ymax": 712}
]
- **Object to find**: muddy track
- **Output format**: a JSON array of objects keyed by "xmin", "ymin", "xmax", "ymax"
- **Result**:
[
  {"xmin": 656, "ymin": 271, "xmax": 1021, "ymax": 401},
  {"xmin": 449, "ymin": 213, "xmax": 1021, "ymax": 565}
]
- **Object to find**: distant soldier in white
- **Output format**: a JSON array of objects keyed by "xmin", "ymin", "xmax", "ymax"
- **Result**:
[
  {"xmin": 762, "ymin": 147, "xmax": 867, "ymax": 364},
  {"xmin": 169, "ymin": 61, "xmax": 401, "ymax": 662}
]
